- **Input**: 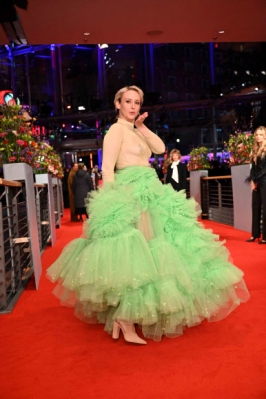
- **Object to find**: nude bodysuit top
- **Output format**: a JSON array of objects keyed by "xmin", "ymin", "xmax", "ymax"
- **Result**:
[{"xmin": 102, "ymin": 118, "xmax": 165, "ymax": 183}]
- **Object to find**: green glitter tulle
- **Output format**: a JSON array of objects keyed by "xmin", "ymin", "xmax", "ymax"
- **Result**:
[{"xmin": 47, "ymin": 166, "xmax": 249, "ymax": 341}]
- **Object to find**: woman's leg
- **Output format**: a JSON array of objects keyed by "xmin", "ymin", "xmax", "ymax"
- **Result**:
[
  {"xmin": 252, "ymin": 189, "xmax": 261, "ymax": 238},
  {"xmin": 260, "ymin": 184, "xmax": 266, "ymax": 241}
]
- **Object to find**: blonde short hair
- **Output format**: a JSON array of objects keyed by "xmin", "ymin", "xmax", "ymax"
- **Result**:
[
  {"xmin": 114, "ymin": 85, "xmax": 144, "ymax": 110},
  {"xmin": 170, "ymin": 149, "xmax": 181, "ymax": 161}
]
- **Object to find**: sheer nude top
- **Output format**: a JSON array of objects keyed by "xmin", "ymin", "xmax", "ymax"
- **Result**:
[{"xmin": 102, "ymin": 118, "xmax": 165, "ymax": 183}]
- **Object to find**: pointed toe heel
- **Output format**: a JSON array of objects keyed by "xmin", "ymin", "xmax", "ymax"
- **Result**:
[{"xmin": 112, "ymin": 320, "xmax": 147, "ymax": 345}]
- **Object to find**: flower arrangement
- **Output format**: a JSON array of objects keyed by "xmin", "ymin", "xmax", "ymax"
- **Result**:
[
  {"xmin": 187, "ymin": 147, "xmax": 211, "ymax": 171},
  {"xmin": 225, "ymin": 132, "xmax": 254, "ymax": 166},
  {"xmin": 0, "ymin": 104, "xmax": 63, "ymax": 178},
  {"xmin": 34, "ymin": 141, "xmax": 64, "ymax": 178}
]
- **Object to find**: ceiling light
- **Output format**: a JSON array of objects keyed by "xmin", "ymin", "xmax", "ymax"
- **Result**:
[
  {"xmin": 84, "ymin": 32, "xmax": 90, "ymax": 36},
  {"xmin": 261, "ymin": 71, "xmax": 266, "ymax": 75},
  {"xmin": 246, "ymin": 70, "xmax": 250, "ymax": 75},
  {"xmin": 98, "ymin": 44, "xmax": 108, "ymax": 49},
  {"xmin": 218, "ymin": 30, "xmax": 225, "ymax": 34}
]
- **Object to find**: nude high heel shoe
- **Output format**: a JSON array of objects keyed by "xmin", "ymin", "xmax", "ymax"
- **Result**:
[{"xmin": 112, "ymin": 320, "xmax": 147, "ymax": 345}]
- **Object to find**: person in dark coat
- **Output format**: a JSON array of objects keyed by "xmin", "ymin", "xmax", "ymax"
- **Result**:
[
  {"xmin": 246, "ymin": 126, "xmax": 266, "ymax": 244},
  {"xmin": 68, "ymin": 162, "xmax": 78, "ymax": 221},
  {"xmin": 72, "ymin": 163, "xmax": 94, "ymax": 221},
  {"xmin": 62, "ymin": 167, "xmax": 70, "ymax": 208},
  {"xmin": 166, "ymin": 149, "xmax": 187, "ymax": 191}
]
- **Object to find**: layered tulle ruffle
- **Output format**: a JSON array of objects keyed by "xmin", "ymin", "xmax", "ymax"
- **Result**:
[{"xmin": 47, "ymin": 166, "xmax": 249, "ymax": 341}]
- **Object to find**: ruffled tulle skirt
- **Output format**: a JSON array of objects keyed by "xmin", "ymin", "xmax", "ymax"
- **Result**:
[{"xmin": 47, "ymin": 166, "xmax": 250, "ymax": 341}]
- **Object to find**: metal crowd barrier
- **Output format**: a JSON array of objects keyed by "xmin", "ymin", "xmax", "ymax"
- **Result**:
[
  {"xmin": 185, "ymin": 174, "xmax": 234, "ymax": 226},
  {"xmin": 52, "ymin": 178, "xmax": 61, "ymax": 228},
  {"xmin": 201, "ymin": 176, "xmax": 234, "ymax": 226},
  {"xmin": 0, "ymin": 178, "xmax": 32, "ymax": 312},
  {"xmin": 34, "ymin": 183, "xmax": 53, "ymax": 252},
  {"xmin": 0, "ymin": 174, "xmax": 62, "ymax": 313}
]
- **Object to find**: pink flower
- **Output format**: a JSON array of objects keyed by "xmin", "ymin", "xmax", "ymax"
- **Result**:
[
  {"xmin": 16, "ymin": 139, "xmax": 25, "ymax": 145},
  {"xmin": 9, "ymin": 156, "xmax": 16, "ymax": 162},
  {"xmin": 0, "ymin": 132, "xmax": 7, "ymax": 138}
]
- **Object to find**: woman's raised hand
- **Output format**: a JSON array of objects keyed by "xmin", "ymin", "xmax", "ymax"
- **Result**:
[{"xmin": 135, "ymin": 112, "xmax": 148, "ymax": 128}]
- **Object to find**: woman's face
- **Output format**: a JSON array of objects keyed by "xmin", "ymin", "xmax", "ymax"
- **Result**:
[
  {"xmin": 172, "ymin": 153, "xmax": 180, "ymax": 162},
  {"xmin": 255, "ymin": 128, "xmax": 266, "ymax": 144},
  {"xmin": 116, "ymin": 90, "xmax": 141, "ymax": 122}
]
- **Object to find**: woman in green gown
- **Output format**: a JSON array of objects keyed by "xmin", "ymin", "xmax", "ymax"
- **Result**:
[{"xmin": 47, "ymin": 85, "xmax": 249, "ymax": 344}]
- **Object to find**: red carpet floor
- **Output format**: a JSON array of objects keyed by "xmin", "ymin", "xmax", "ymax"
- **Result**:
[{"xmin": 1, "ymin": 209, "xmax": 266, "ymax": 399}]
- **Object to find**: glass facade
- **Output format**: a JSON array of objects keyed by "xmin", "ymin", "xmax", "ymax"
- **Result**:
[{"xmin": 1, "ymin": 42, "xmax": 266, "ymax": 159}]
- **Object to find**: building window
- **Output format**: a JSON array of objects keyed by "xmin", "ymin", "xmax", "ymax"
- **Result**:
[
  {"xmin": 186, "ymin": 93, "xmax": 195, "ymax": 101},
  {"xmin": 167, "ymin": 76, "xmax": 177, "ymax": 89},
  {"xmin": 167, "ymin": 60, "xmax": 177, "ymax": 70},
  {"xmin": 200, "ymin": 49, "xmax": 208, "ymax": 59},
  {"xmin": 169, "ymin": 110, "xmax": 179, "ymax": 119},
  {"xmin": 167, "ymin": 92, "xmax": 178, "ymax": 102},
  {"xmin": 184, "ymin": 47, "xmax": 193, "ymax": 58},
  {"xmin": 167, "ymin": 44, "xmax": 177, "ymax": 56},
  {"xmin": 185, "ymin": 77, "xmax": 194, "ymax": 89},
  {"xmin": 201, "ymin": 128, "xmax": 212, "ymax": 144},
  {"xmin": 201, "ymin": 64, "xmax": 209, "ymax": 74},
  {"xmin": 201, "ymin": 79, "xmax": 209, "ymax": 89},
  {"xmin": 202, "ymin": 108, "xmax": 210, "ymax": 118},
  {"xmin": 185, "ymin": 62, "xmax": 193, "ymax": 73}
]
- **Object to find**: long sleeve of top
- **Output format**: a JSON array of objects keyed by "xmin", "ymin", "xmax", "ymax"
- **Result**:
[
  {"xmin": 248, "ymin": 155, "xmax": 266, "ymax": 185},
  {"xmin": 102, "ymin": 118, "xmax": 165, "ymax": 183}
]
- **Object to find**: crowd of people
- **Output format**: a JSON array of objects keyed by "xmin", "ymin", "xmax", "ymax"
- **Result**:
[{"xmin": 62, "ymin": 163, "xmax": 102, "ymax": 222}]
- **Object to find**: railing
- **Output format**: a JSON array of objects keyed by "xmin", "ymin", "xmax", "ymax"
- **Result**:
[
  {"xmin": 0, "ymin": 175, "xmax": 62, "ymax": 313},
  {"xmin": 35, "ymin": 183, "xmax": 52, "ymax": 252},
  {"xmin": 201, "ymin": 176, "xmax": 233, "ymax": 226},
  {"xmin": 185, "ymin": 175, "xmax": 234, "ymax": 226},
  {"xmin": 0, "ymin": 179, "xmax": 32, "ymax": 312}
]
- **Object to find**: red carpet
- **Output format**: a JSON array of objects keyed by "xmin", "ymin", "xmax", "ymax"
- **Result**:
[{"xmin": 1, "ymin": 209, "xmax": 266, "ymax": 399}]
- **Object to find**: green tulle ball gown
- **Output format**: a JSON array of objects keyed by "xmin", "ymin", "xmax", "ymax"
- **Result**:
[{"xmin": 47, "ymin": 166, "xmax": 250, "ymax": 342}]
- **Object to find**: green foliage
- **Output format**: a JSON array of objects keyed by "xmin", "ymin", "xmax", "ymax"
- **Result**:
[
  {"xmin": 226, "ymin": 133, "xmax": 254, "ymax": 166},
  {"xmin": 0, "ymin": 104, "xmax": 63, "ymax": 178},
  {"xmin": 187, "ymin": 147, "xmax": 210, "ymax": 171}
]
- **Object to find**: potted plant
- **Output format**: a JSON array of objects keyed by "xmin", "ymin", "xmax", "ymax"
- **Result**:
[
  {"xmin": 187, "ymin": 146, "xmax": 211, "ymax": 171},
  {"xmin": 225, "ymin": 132, "xmax": 254, "ymax": 232},
  {"xmin": 187, "ymin": 147, "xmax": 210, "ymax": 207},
  {"xmin": 226, "ymin": 132, "xmax": 254, "ymax": 166}
]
